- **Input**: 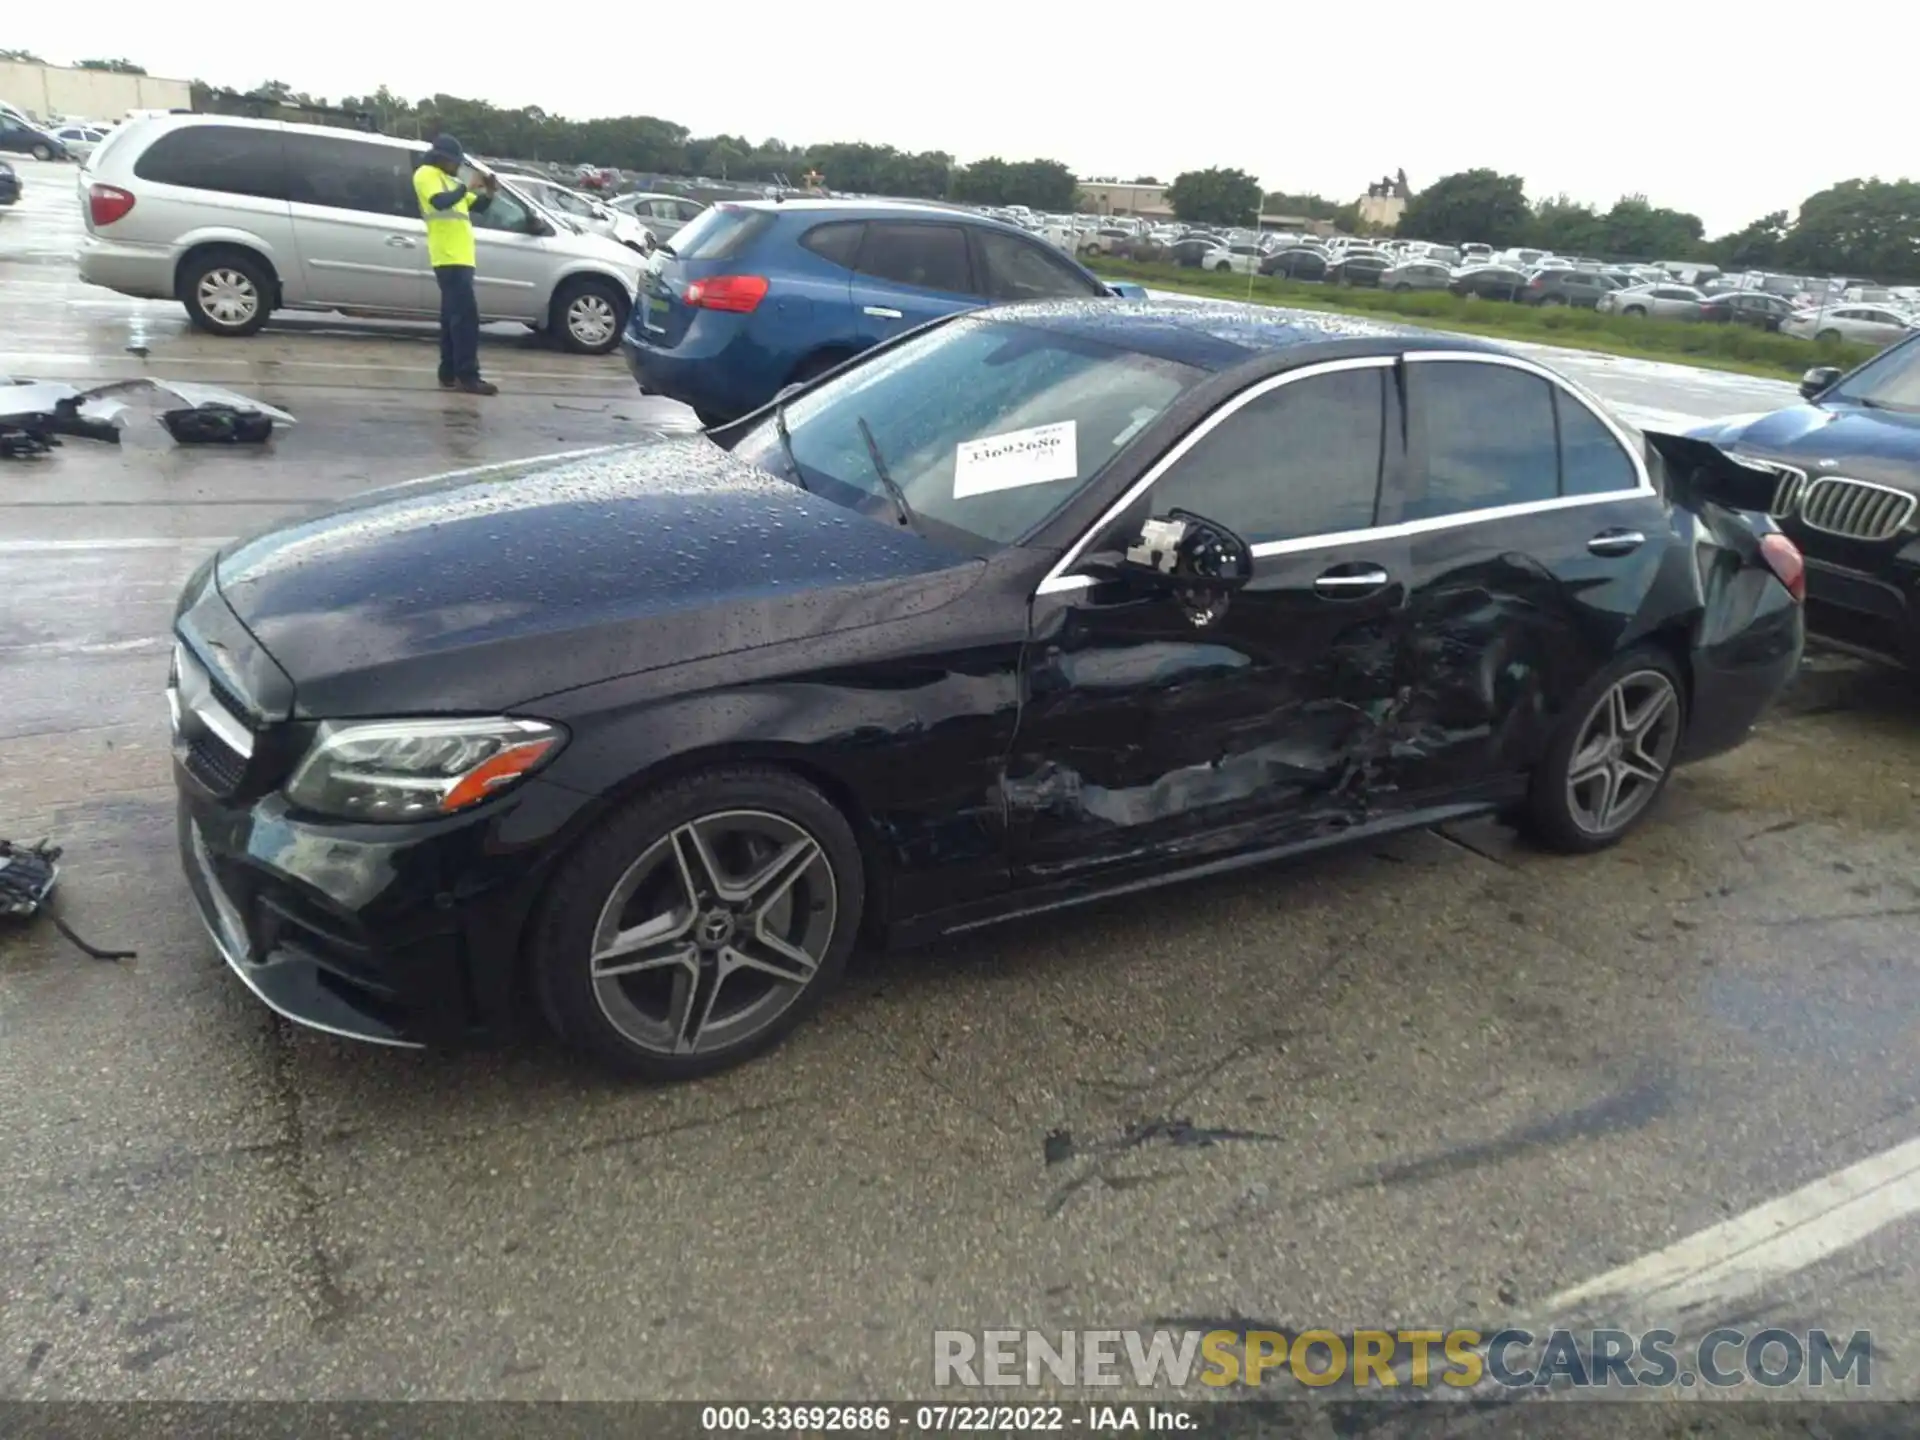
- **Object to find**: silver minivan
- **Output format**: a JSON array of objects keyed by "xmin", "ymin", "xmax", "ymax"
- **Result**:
[{"xmin": 78, "ymin": 115, "xmax": 642, "ymax": 353}]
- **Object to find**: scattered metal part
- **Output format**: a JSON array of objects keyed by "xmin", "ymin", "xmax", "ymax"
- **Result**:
[{"xmin": 0, "ymin": 376, "xmax": 294, "ymax": 457}]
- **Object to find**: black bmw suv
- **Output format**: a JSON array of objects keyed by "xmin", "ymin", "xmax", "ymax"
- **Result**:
[{"xmin": 1692, "ymin": 333, "xmax": 1920, "ymax": 668}]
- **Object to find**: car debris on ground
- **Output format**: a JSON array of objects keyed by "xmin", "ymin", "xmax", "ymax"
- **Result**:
[{"xmin": 0, "ymin": 377, "xmax": 296, "ymax": 458}]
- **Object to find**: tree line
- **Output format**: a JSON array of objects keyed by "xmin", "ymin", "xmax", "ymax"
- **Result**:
[
  {"xmin": 194, "ymin": 81, "xmax": 1075, "ymax": 212},
  {"xmin": 1395, "ymin": 169, "xmax": 1920, "ymax": 282}
]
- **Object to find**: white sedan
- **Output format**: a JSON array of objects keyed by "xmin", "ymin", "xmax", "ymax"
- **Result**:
[
  {"xmin": 1780, "ymin": 305, "xmax": 1916, "ymax": 347},
  {"xmin": 50, "ymin": 124, "xmax": 109, "ymax": 161},
  {"xmin": 511, "ymin": 176, "xmax": 656, "ymax": 254},
  {"xmin": 1199, "ymin": 242, "xmax": 1266, "ymax": 275}
]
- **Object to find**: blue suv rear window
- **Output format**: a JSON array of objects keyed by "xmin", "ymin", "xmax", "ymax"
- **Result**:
[
  {"xmin": 801, "ymin": 221, "xmax": 862, "ymax": 269},
  {"xmin": 669, "ymin": 204, "xmax": 774, "ymax": 261}
]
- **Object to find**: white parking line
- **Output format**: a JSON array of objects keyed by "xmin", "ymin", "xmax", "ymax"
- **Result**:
[{"xmin": 1543, "ymin": 1133, "xmax": 1920, "ymax": 1324}]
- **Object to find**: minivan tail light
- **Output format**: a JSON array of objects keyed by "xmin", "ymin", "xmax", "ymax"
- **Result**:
[
  {"xmin": 683, "ymin": 275, "xmax": 768, "ymax": 313},
  {"xmin": 1759, "ymin": 532, "xmax": 1806, "ymax": 604},
  {"xmin": 88, "ymin": 183, "xmax": 135, "ymax": 226}
]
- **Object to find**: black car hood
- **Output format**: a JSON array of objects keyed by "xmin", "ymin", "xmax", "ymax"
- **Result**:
[
  {"xmin": 1700, "ymin": 402, "xmax": 1920, "ymax": 491},
  {"xmin": 215, "ymin": 436, "xmax": 981, "ymax": 718}
]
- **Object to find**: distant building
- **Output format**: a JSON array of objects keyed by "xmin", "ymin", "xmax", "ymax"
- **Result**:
[
  {"xmin": 0, "ymin": 59, "xmax": 191, "ymax": 122},
  {"xmin": 1077, "ymin": 181, "xmax": 1173, "ymax": 219},
  {"xmin": 1357, "ymin": 168, "xmax": 1412, "ymax": 231}
]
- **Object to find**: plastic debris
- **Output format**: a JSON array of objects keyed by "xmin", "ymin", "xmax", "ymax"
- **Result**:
[{"xmin": 0, "ymin": 376, "xmax": 295, "ymax": 457}]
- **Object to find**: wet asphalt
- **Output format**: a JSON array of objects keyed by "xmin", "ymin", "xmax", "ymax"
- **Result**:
[{"xmin": 3, "ymin": 156, "xmax": 1918, "ymax": 1407}]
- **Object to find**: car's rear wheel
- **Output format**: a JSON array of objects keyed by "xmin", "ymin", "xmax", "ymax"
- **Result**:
[
  {"xmin": 1518, "ymin": 650, "xmax": 1686, "ymax": 854},
  {"xmin": 180, "ymin": 249, "xmax": 273, "ymax": 336},
  {"xmin": 1543, "ymin": 295, "xmax": 1569, "ymax": 306},
  {"xmin": 551, "ymin": 276, "xmax": 628, "ymax": 354},
  {"xmin": 532, "ymin": 767, "xmax": 864, "ymax": 1079},
  {"xmin": 30, "ymin": 142, "xmax": 53, "ymax": 161}
]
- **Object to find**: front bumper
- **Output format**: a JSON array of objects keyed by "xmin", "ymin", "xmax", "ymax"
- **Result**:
[
  {"xmin": 1802, "ymin": 555, "xmax": 1919, "ymax": 667},
  {"xmin": 177, "ymin": 771, "xmax": 600, "ymax": 1048}
]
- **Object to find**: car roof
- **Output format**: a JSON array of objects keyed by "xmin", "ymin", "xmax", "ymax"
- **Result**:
[
  {"xmin": 981, "ymin": 298, "xmax": 1509, "ymax": 373},
  {"xmin": 728, "ymin": 196, "xmax": 991, "ymax": 223}
]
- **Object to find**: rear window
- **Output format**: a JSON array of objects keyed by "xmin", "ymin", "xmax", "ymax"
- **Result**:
[
  {"xmin": 132, "ymin": 124, "xmax": 286, "ymax": 201},
  {"xmin": 800, "ymin": 221, "xmax": 863, "ymax": 269},
  {"xmin": 668, "ymin": 204, "xmax": 773, "ymax": 261}
]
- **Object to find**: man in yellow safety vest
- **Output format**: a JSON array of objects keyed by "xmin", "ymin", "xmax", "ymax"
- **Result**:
[{"xmin": 412, "ymin": 134, "xmax": 499, "ymax": 395}]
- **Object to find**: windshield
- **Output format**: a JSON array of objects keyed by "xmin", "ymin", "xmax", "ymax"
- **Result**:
[
  {"xmin": 731, "ymin": 317, "xmax": 1205, "ymax": 552},
  {"xmin": 1827, "ymin": 332, "xmax": 1920, "ymax": 412}
]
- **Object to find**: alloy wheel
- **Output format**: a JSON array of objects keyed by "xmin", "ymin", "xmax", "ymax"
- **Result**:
[
  {"xmin": 568, "ymin": 293, "xmax": 618, "ymax": 347},
  {"xmin": 588, "ymin": 809, "xmax": 837, "ymax": 1057},
  {"xmin": 197, "ymin": 269, "xmax": 259, "ymax": 327},
  {"xmin": 1565, "ymin": 670, "xmax": 1681, "ymax": 836}
]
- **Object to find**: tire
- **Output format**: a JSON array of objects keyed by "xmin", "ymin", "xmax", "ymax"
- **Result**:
[
  {"xmin": 1623, "ymin": 305, "xmax": 1647, "ymax": 318},
  {"xmin": 31, "ymin": 143, "xmax": 54, "ymax": 162},
  {"xmin": 179, "ymin": 249, "xmax": 273, "ymax": 337},
  {"xmin": 1543, "ymin": 295, "xmax": 1569, "ymax": 307},
  {"xmin": 1393, "ymin": 282, "xmax": 1412, "ymax": 292},
  {"xmin": 1516, "ymin": 649, "xmax": 1687, "ymax": 855},
  {"xmin": 1817, "ymin": 329, "xmax": 1841, "ymax": 344},
  {"xmin": 1213, "ymin": 261, "xmax": 1232, "ymax": 273},
  {"xmin": 551, "ymin": 276, "xmax": 628, "ymax": 355},
  {"xmin": 531, "ymin": 766, "xmax": 865, "ymax": 1080}
]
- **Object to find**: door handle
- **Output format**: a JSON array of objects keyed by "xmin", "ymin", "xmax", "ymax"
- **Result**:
[
  {"xmin": 1588, "ymin": 529, "xmax": 1646, "ymax": 556},
  {"xmin": 1313, "ymin": 565, "xmax": 1390, "ymax": 596},
  {"xmin": 385, "ymin": 235, "xmax": 416, "ymax": 248},
  {"xmin": 863, "ymin": 305, "xmax": 903, "ymax": 319}
]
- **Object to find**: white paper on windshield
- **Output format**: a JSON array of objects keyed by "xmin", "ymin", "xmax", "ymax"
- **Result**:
[{"xmin": 952, "ymin": 422, "xmax": 1078, "ymax": 498}]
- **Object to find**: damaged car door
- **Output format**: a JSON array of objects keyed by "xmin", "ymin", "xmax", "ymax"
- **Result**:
[
  {"xmin": 1386, "ymin": 353, "xmax": 1667, "ymax": 797},
  {"xmin": 1006, "ymin": 357, "xmax": 1410, "ymax": 885}
]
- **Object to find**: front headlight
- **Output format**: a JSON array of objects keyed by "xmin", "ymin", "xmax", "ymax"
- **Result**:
[{"xmin": 283, "ymin": 717, "xmax": 565, "ymax": 823}]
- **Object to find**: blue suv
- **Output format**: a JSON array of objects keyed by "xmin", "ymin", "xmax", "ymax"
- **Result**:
[{"xmin": 620, "ymin": 199, "xmax": 1142, "ymax": 424}]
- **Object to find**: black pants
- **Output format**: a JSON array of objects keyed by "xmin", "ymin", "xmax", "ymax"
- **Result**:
[{"xmin": 435, "ymin": 265, "xmax": 481, "ymax": 383}]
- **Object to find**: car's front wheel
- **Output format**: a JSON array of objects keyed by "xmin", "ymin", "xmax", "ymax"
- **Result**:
[
  {"xmin": 1519, "ymin": 650, "xmax": 1686, "ymax": 854},
  {"xmin": 532, "ymin": 767, "xmax": 864, "ymax": 1079},
  {"xmin": 1623, "ymin": 305, "xmax": 1647, "ymax": 317}
]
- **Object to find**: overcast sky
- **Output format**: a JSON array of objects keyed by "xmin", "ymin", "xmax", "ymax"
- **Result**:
[{"xmin": 10, "ymin": 1, "xmax": 1910, "ymax": 235}]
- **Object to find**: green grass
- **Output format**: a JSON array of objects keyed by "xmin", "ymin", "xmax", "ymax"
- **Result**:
[{"xmin": 1095, "ymin": 260, "xmax": 1877, "ymax": 381}]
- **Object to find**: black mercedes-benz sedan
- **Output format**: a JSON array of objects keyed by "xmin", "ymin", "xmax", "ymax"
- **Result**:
[
  {"xmin": 1690, "ymin": 332, "xmax": 1920, "ymax": 668},
  {"xmin": 170, "ymin": 300, "xmax": 1806, "ymax": 1079}
]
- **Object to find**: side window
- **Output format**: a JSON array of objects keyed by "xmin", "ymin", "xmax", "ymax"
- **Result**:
[
  {"xmin": 973, "ymin": 228, "xmax": 1103, "ymax": 301},
  {"xmin": 131, "ymin": 125, "xmax": 287, "ymax": 201},
  {"xmin": 283, "ymin": 134, "xmax": 413, "ymax": 218},
  {"xmin": 472, "ymin": 186, "xmax": 534, "ymax": 234},
  {"xmin": 1406, "ymin": 360, "xmax": 1558, "ymax": 521},
  {"xmin": 1146, "ymin": 368, "xmax": 1387, "ymax": 546},
  {"xmin": 854, "ymin": 223, "xmax": 973, "ymax": 294},
  {"xmin": 1555, "ymin": 391, "xmax": 1638, "ymax": 497},
  {"xmin": 800, "ymin": 221, "xmax": 863, "ymax": 269}
]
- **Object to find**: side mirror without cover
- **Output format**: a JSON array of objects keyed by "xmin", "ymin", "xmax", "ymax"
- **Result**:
[
  {"xmin": 1800, "ymin": 365, "xmax": 1842, "ymax": 401},
  {"xmin": 1082, "ymin": 511, "xmax": 1253, "ymax": 626}
]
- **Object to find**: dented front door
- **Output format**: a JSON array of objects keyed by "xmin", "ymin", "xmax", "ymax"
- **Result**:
[{"xmin": 1005, "ymin": 538, "xmax": 1411, "ymax": 885}]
